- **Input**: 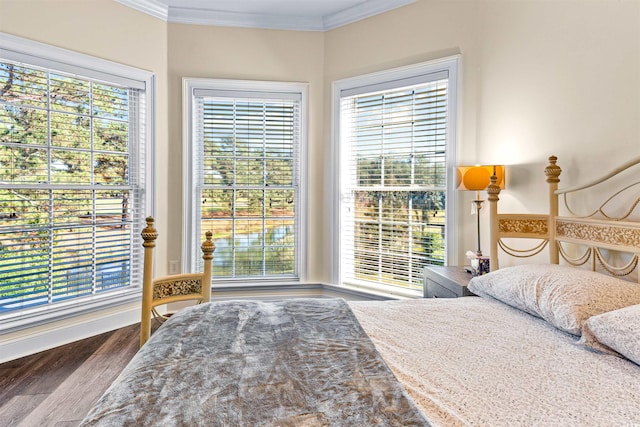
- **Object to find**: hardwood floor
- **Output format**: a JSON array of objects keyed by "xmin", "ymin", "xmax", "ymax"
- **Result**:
[{"xmin": 0, "ymin": 323, "xmax": 143, "ymax": 427}]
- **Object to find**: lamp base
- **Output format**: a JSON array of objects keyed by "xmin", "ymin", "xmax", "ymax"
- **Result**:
[
  {"xmin": 472, "ymin": 198, "xmax": 485, "ymax": 258},
  {"xmin": 471, "ymin": 256, "xmax": 490, "ymax": 277}
]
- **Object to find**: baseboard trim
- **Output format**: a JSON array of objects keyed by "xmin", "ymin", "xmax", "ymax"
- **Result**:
[
  {"xmin": 0, "ymin": 304, "xmax": 140, "ymax": 364},
  {"xmin": 208, "ymin": 282, "xmax": 393, "ymax": 301}
]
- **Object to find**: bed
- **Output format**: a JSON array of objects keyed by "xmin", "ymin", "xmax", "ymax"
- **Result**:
[{"xmin": 80, "ymin": 156, "xmax": 640, "ymax": 426}]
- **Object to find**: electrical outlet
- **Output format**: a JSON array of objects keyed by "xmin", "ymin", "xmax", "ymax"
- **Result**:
[{"xmin": 168, "ymin": 260, "xmax": 180, "ymax": 275}]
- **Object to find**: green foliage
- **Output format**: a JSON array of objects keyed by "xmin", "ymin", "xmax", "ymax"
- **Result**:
[
  {"xmin": 0, "ymin": 61, "xmax": 135, "ymax": 312},
  {"xmin": 350, "ymin": 154, "xmax": 447, "ymax": 289},
  {"xmin": 200, "ymin": 100, "xmax": 297, "ymax": 279}
]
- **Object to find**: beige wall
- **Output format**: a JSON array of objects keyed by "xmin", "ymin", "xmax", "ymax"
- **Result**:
[
  {"xmin": 1, "ymin": 0, "xmax": 639, "ymax": 356},
  {"xmin": 166, "ymin": 23, "xmax": 325, "ymax": 281},
  {"xmin": 0, "ymin": 0, "xmax": 169, "ymax": 266},
  {"xmin": 325, "ymin": 0, "xmax": 640, "ymax": 265},
  {"xmin": 0, "ymin": 0, "xmax": 169, "ymax": 357}
]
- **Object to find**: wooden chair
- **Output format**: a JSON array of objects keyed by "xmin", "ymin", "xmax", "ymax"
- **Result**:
[{"xmin": 139, "ymin": 217, "xmax": 215, "ymax": 347}]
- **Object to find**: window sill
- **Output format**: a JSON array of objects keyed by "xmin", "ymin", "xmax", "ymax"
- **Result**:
[{"xmin": 336, "ymin": 281, "xmax": 423, "ymax": 300}]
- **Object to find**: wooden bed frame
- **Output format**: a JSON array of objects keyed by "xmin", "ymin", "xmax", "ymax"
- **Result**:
[
  {"xmin": 137, "ymin": 155, "xmax": 640, "ymax": 346},
  {"xmin": 488, "ymin": 155, "xmax": 640, "ymax": 280},
  {"xmin": 139, "ymin": 217, "xmax": 215, "ymax": 346}
]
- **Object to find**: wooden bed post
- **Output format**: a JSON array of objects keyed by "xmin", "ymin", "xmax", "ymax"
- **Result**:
[
  {"xmin": 201, "ymin": 231, "xmax": 215, "ymax": 302},
  {"xmin": 140, "ymin": 217, "xmax": 158, "ymax": 347},
  {"xmin": 544, "ymin": 156, "xmax": 562, "ymax": 264},
  {"xmin": 487, "ymin": 174, "xmax": 502, "ymax": 271}
]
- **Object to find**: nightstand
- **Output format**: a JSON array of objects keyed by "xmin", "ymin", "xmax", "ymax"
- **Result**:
[{"xmin": 423, "ymin": 266, "xmax": 475, "ymax": 298}]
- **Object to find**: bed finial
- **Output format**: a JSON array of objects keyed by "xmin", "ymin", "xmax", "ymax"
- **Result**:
[
  {"xmin": 488, "ymin": 173, "xmax": 502, "ymax": 272},
  {"xmin": 545, "ymin": 156, "xmax": 561, "ymax": 264},
  {"xmin": 487, "ymin": 174, "xmax": 501, "ymax": 202},
  {"xmin": 545, "ymin": 155, "xmax": 562, "ymax": 183}
]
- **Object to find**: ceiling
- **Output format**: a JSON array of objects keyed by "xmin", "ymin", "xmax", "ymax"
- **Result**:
[{"xmin": 114, "ymin": 0, "xmax": 416, "ymax": 31}]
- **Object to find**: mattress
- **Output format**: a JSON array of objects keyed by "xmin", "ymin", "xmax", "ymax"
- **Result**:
[
  {"xmin": 80, "ymin": 295, "xmax": 640, "ymax": 426},
  {"xmin": 350, "ymin": 297, "xmax": 640, "ymax": 426}
]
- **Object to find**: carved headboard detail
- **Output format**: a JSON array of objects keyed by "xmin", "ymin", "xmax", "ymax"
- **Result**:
[{"xmin": 488, "ymin": 155, "xmax": 640, "ymax": 282}]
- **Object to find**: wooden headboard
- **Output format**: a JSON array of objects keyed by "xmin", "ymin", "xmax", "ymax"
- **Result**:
[{"xmin": 488, "ymin": 155, "xmax": 640, "ymax": 281}]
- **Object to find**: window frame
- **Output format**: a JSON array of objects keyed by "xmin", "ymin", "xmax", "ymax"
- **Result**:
[
  {"xmin": 330, "ymin": 56, "xmax": 459, "ymax": 297},
  {"xmin": 182, "ymin": 78, "xmax": 308, "ymax": 284},
  {"xmin": 0, "ymin": 32, "xmax": 155, "ymax": 333}
]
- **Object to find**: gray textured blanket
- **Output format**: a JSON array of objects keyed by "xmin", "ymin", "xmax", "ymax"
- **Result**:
[{"xmin": 80, "ymin": 298, "xmax": 429, "ymax": 426}]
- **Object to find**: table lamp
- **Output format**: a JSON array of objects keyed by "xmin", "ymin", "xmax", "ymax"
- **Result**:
[{"xmin": 456, "ymin": 165, "xmax": 505, "ymax": 257}]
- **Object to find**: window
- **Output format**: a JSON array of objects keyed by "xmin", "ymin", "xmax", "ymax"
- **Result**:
[
  {"xmin": 184, "ymin": 79, "xmax": 307, "ymax": 282},
  {"xmin": 333, "ymin": 57, "xmax": 458, "ymax": 295},
  {"xmin": 0, "ymin": 34, "xmax": 153, "ymax": 325}
]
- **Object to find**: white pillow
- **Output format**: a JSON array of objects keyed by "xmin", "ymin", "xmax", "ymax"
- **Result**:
[
  {"xmin": 579, "ymin": 304, "xmax": 640, "ymax": 366},
  {"xmin": 468, "ymin": 264, "xmax": 640, "ymax": 336}
]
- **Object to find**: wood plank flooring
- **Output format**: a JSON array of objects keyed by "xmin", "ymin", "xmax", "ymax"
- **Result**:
[{"xmin": 0, "ymin": 323, "xmax": 143, "ymax": 427}]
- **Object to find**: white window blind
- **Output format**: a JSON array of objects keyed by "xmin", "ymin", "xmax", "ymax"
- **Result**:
[
  {"xmin": 192, "ymin": 90, "xmax": 301, "ymax": 279},
  {"xmin": 339, "ymin": 71, "xmax": 451, "ymax": 292},
  {"xmin": 0, "ymin": 57, "xmax": 147, "ymax": 315}
]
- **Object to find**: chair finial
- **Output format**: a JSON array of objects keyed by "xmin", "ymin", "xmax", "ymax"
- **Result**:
[
  {"xmin": 141, "ymin": 216, "xmax": 158, "ymax": 248},
  {"xmin": 202, "ymin": 231, "xmax": 216, "ymax": 260}
]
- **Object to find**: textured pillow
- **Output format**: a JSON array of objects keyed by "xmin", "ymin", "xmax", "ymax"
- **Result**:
[
  {"xmin": 468, "ymin": 264, "xmax": 640, "ymax": 336},
  {"xmin": 579, "ymin": 304, "xmax": 640, "ymax": 366}
]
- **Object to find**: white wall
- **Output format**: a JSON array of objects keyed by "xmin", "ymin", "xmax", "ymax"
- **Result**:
[
  {"xmin": 0, "ymin": 0, "xmax": 639, "ymax": 359},
  {"xmin": 324, "ymin": 0, "xmax": 640, "ymax": 266}
]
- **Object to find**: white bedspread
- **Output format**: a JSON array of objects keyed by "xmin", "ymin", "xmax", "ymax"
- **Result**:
[{"xmin": 350, "ymin": 297, "xmax": 640, "ymax": 426}]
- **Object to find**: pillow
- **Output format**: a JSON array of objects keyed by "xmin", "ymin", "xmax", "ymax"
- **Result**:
[
  {"xmin": 468, "ymin": 264, "xmax": 640, "ymax": 336},
  {"xmin": 579, "ymin": 304, "xmax": 640, "ymax": 366}
]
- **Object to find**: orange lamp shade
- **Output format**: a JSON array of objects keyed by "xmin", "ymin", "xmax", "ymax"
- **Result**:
[{"xmin": 456, "ymin": 165, "xmax": 505, "ymax": 191}]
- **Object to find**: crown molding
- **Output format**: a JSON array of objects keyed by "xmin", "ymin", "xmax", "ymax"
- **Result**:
[
  {"xmin": 114, "ymin": 0, "xmax": 169, "ymax": 21},
  {"xmin": 114, "ymin": 0, "xmax": 415, "ymax": 31},
  {"xmin": 323, "ymin": 0, "xmax": 415, "ymax": 31},
  {"xmin": 168, "ymin": 9, "xmax": 325, "ymax": 31}
]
